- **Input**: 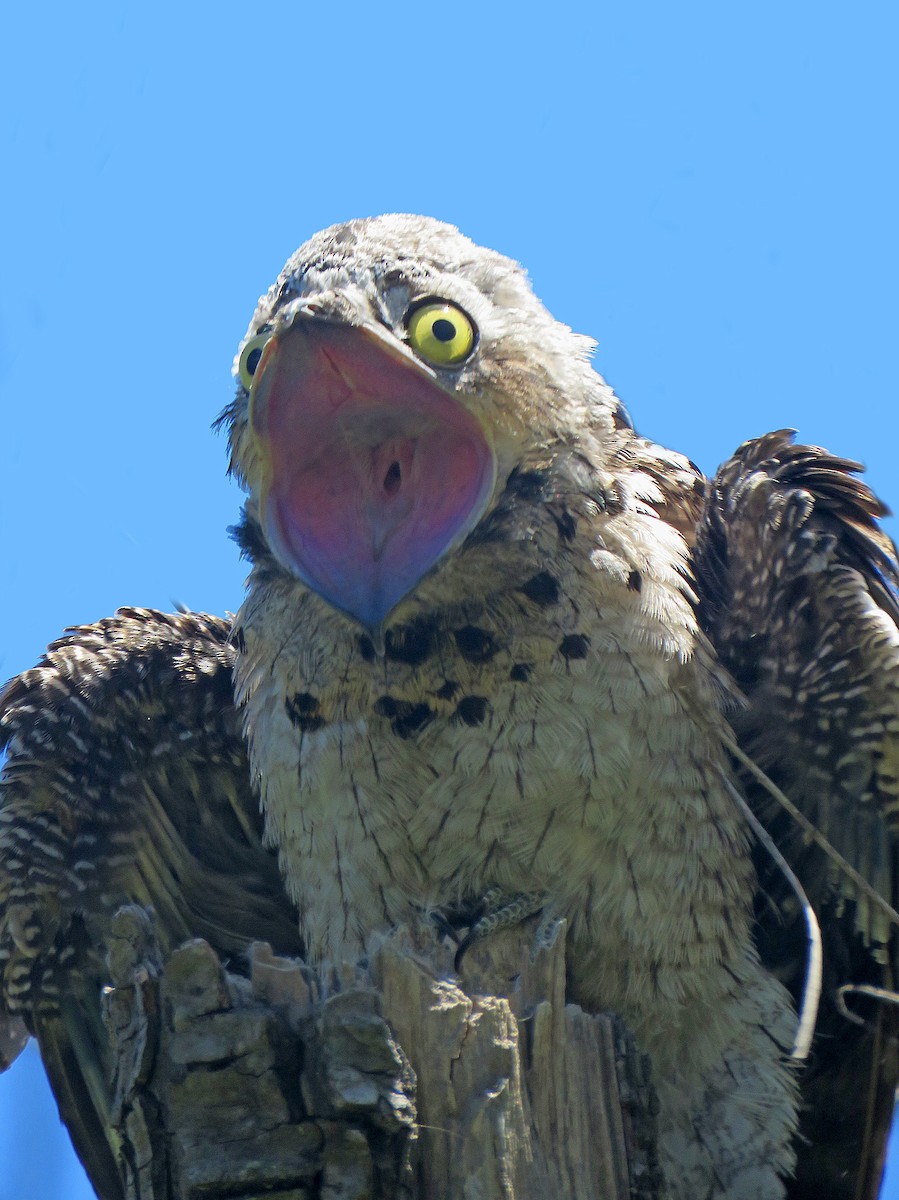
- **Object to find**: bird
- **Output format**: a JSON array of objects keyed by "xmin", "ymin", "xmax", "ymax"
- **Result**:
[{"xmin": 1, "ymin": 214, "xmax": 897, "ymax": 1199}]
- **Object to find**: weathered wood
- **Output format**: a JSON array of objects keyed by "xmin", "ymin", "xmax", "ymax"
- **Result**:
[{"xmin": 100, "ymin": 907, "xmax": 660, "ymax": 1200}]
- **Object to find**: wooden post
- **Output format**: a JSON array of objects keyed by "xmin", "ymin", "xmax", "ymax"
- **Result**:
[{"xmin": 101, "ymin": 907, "xmax": 660, "ymax": 1200}]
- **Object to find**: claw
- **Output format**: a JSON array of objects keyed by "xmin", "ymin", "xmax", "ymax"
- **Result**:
[{"xmin": 452, "ymin": 889, "xmax": 546, "ymax": 972}]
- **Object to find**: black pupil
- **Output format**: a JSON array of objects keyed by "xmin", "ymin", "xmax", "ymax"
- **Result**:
[
  {"xmin": 432, "ymin": 318, "xmax": 456, "ymax": 343},
  {"xmin": 246, "ymin": 347, "xmax": 262, "ymax": 376}
]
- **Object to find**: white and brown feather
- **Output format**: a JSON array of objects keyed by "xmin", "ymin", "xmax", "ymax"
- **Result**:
[
  {"xmin": 0, "ymin": 608, "xmax": 300, "ymax": 1200},
  {"xmin": 695, "ymin": 430, "xmax": 899, "ymax": 1200}
]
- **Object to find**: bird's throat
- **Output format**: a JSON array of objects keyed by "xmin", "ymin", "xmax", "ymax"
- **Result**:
[{"xmin": 251, "ymin": 322, "xmax": 496, "ymax": 626}]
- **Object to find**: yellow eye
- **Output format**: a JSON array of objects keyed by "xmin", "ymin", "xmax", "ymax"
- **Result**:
[
  {"xmin": 238, "ymin": 333, "xmax": 272, "ymax": 389},
  {"xmin": 406, "ymin": 301, "xmax": 476, "ymax": 367}
]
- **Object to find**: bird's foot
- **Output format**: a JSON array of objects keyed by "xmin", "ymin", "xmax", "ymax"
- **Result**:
[
  {"xmin": 532, "ymin": 908, "xmax": 566, "ymax": 956},
  {"xmin": 445, "ymin": 887, "xmax": 547, "ymax": 972}
]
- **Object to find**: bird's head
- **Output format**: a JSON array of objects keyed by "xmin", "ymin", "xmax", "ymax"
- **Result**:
[{"xmin": 220, "ymin": 215, "xmax": 622, "ymax": 631}]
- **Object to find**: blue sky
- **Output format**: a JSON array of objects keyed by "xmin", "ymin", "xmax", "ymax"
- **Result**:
[{"xmin": 1, "ymin": 3, "xmax": 896, "ymax": 1196}]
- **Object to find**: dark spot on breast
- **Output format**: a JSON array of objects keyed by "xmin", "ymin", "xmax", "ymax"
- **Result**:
[
  {"xmin": 520, "ymin": 571, "xmax": 561, "ymax": 607},
  {"xmin": 435, "ymin": 680, "xmax": 461, "ymax": 700},
  {"xmin": 454, "ymin": 626, "xmax": 498, "ymax": 663},
  {"xmin": 374, "ymin": 696, "xmax": 434, "ymax": 739},
  {"xmin": 627, "ymin": 569, "xmax": 643, "ymax": 592},
  {"xmin": 285, "ymin": 692, "xmax": 325, "ymax": 732},
  {"xmin": 456, "ymin": 696, "xmax": 489, "ymax": 726},
  {"xmin": 510, "ymin": 663, "xmax": 532, "ymax": 682},
  {"xmin": 559, "ymin": 634, "xmax": 590, "ymax": 660},
  {"xmin": 394, "ymin": 704, "xmax": 434, "ymax": 738},
  {"xmin": 552, "ymin": 509, "xmax": 577, "ymax": 542},
  {"xmin": 385, "ymin": 618, "xmax": 436, "ymax": 666},
  {"xmin": 357, "ymin": 634, "xmax": 376, "ymax": 662},
  {"xmin": 232, "ymin": 626, "xmax": 246, "ymax": 652}
]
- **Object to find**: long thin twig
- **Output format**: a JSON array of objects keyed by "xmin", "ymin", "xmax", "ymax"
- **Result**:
[
  {"xmin": 836, "ymin": 983, "xmax": 899, "ymax": 1027},
  {"xmin": 730, "ymin": 743, "xmax": 899, "ymax": 933},
  {"xmin": 720, "ymin": 771, "xmax": 822, "ymax": 1061}
]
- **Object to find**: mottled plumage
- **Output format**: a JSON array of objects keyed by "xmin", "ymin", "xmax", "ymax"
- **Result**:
[
  {"xmin": 2, "ymin": 216, "xmax": 897, "ymax": 1199},
  {"xmin": 0, "ymin": 610, "xmax": 300, "ymax": 1199},
  {"xmin": 694, "ymin": 432, "xmax": 899, "ymax": 1199}
]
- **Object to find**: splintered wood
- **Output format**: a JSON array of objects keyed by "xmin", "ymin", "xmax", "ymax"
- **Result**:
[{"xmin": 103, "ymin": 909, "xmax": 659, "ymax": 1200}]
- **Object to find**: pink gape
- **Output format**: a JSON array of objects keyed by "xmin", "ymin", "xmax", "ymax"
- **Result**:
[{"xmin": 251, "ymin": 322, "xmax": 496, "ymax": 626}]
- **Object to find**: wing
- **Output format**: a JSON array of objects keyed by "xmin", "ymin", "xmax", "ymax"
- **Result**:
[
  {"xmin": 692, "ymin": 430, "xmax": 899, "ymax": 1200},
  {"xmin": 0, "ymin": 608, "xmax": 301, "ymax": 1200}
]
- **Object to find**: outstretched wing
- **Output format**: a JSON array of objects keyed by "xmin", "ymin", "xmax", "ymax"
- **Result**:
[
  {"xmin": 0, "ymin": 608, "xmax": 300, "ymax": 1200},
  {"xmin": 693, "ymin": 430, "xmax": 899, "ymax": 1200}
]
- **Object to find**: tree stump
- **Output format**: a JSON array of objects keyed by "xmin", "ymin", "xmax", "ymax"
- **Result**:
[{"xmin": 99, "ymin": 906, "xmax": 660, "ymax": 1200}]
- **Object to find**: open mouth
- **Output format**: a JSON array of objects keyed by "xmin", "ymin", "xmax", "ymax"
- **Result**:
[{"xmin": 250, "ymin": 321, "xmax": 496, "ymax": 626}]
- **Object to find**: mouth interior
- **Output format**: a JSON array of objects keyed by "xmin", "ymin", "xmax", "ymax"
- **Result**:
[
  {"xmin": 383, "ymin": 461, "xmax": 402, "ymax": 496},
  {"xmin": 253, "ymin": 323, "xmax": 495, "ymax": 626}
]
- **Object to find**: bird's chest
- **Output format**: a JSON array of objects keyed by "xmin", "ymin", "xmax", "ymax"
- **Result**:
[{"xmin": 242, "ymin": 591, "xmax": 735, "ymax": 967}]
